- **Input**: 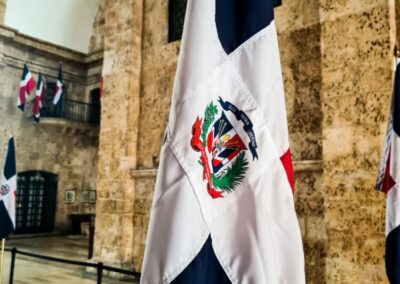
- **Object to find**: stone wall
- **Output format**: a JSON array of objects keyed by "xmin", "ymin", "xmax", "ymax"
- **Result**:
[
  {"xmin": 320, "ymin": 1, "xmax": 391, "ymax": 282},
  {"xmin": 0, "ymin": 25, "xmax": 102, "ymax": 232},
  {"xmin": 0, "ymin": 0, "xmax": 6, "ymax": 25},
  {"xmin": 89, "ymin": 0, "xmax": 105, "ymax": 53},
  {"xmin": 275, "ymin": 1, "xmax": 325, "ymax": 282},
  {"xmin": 93, "ymin": 0, "xmax": 142, "ymax": 270},
  {"xmin": 134, "ymin": 0, "xmax": 178, "ymax": 271}
]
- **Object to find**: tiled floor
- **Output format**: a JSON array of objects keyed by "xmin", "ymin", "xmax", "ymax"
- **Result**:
[{"xmin": 0, "ymin": 235, "xmax": 140, "ymax": 284}]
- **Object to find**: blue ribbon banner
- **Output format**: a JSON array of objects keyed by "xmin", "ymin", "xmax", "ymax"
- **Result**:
[{"xmin": 218, "ymin": 97, "xmax": 258, "ymax": 160}]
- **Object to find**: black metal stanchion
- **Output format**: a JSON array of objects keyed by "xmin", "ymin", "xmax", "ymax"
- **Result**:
[
  {"xmin": 9, "ymin": 248, "xmax": 16, "ymax": 284},
  {"xmin": 0, "ymin": 239, "xmax": 5, "ymax": 284},
  {"xmin": 3, "ymin": 246, "xmax": 139, "ymax": 283},
  {"xmin": 97, "ymin": 262, "xmax": 103, "ymax": 284},
  {"xmin": 88, "ymin": 218, "xmax": 95, "ymax": 260}
]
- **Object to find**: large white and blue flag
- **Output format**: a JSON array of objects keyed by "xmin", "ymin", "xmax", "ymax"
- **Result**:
[
  {"xmin": 376, "ymin": 60, "xmax": 400, "ymax": 283},
  {"xmin": 0, "ymin": 136, "xmax": 16, "ymax": 239},
  {"xmin": 141, "ymin": 0, "xmax": 305, "ymax": 283}
]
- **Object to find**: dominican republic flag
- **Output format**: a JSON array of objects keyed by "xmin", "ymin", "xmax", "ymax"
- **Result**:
[
  {"xmin": 17, "ymin": 64, "xmax": 35, "ymax": 111},
  {"xmin": 0, "ymin": 136, "xmax": 16, "ymax": 239},
  {"xmin": 53, "ymin": 65, "xmax": 63, "ymax": 106},
  {"xmin": 141, "ymin": 0, "xmax": 305, "ymax": 283},
  {"xmin": 376, "ymin": 60, "xmax": 400, "ymax": 283},
  {"xmin": 33, "ymin": 73, "xmax": 45, "ymax": 122}
]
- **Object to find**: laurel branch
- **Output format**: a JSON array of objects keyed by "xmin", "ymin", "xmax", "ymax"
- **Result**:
[
  {"xmin": 211, "ymin": 152, "xmax": 249, "ymax": 192},
  {"xmin": 201, "ymin": 102, "xmax": 218, "ymax": 145}
]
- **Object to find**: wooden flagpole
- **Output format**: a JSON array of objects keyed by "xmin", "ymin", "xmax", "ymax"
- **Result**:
[{"xmin": 0, "ymin": 238, "xmax": 5, "ymax": 284}]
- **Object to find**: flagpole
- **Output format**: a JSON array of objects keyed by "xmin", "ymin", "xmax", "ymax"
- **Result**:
[{"xmin": 0, "ymin": 238, "xmax": 5, "ymax": 284}]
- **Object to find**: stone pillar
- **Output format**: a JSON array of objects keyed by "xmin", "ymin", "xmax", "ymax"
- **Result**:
[
  {"xmin": 133, "ymin": 0, "xmax": 178, "ymax": 272},
  {"xmin": 275, "ymin": 1, "xmax": 325, "ymax": 282},
  {"xmin": 395, "ymin": 0, "xmax": 400, "ymax": 47},
  {"xmin": 93, "ymin": 0, "xmax": 143, "ymax": 269},
  {"xmin": 89, "ymin": 0, "xmax": 105, "ymax": 53},
  {"xmin": 320, "ymin": 1, "xmax": 391, "ymax": 282},
  {"xmin": 0, "ymin": 0, "xmax": 6, "ymax": 25}
]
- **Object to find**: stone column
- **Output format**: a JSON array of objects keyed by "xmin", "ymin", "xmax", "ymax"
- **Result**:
[
  {"xmin": 275, "ymin": 1, "xmax": 325, "ymax": 282},
  {"xmin": 395, "ymin": 0, "xmax": 400, "ymax": 47},
  {"xmin": 320, "ymin": 1, "xmax": 391, "ymax": 282},
  {"xmin": 132, "ymin": 0, "xmax": 179, "ymax": 272},
  {"xmin": 93, "ymin": 0, "xmax": 143, "ymax": 269},
  {"xmin": 0, "ymin": 0, "xmax": 6, "ymax": 25}
]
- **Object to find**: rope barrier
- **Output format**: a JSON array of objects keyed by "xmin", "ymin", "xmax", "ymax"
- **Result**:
[{"xmin": 3, "ymin": 247, "xmax": 141, "ymax": 284}]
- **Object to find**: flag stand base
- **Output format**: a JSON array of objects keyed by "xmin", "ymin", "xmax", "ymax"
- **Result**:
[{"xmin": 0, "ymin": 239, "xmax": 5, "ymax": 284}]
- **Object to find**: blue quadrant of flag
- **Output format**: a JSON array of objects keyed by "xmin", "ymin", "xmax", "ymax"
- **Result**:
[{"xmin": 171, "ymin": 236, "xmax": 231, "ymax": 284}]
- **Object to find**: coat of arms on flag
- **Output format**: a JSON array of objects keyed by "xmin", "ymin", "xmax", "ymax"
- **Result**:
[{"xmin": 191, "ymin": 97, "xmax": 258, "ymax": 199}]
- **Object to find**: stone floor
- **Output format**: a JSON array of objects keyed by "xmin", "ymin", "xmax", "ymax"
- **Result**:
[{"xmin": 1, "ymin": 235, "xmax": 140, "ymax": 284}]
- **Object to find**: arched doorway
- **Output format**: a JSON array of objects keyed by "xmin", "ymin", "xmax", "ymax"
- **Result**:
[{"xmin": 15, "ymin": 171, "xmax": 58, "ymax": 234}]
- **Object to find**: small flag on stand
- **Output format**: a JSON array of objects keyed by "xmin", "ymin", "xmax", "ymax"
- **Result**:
[
  {"xmin": 0, "ymin": 136, "xmax": 16, "ymax": 239},
  {"xmin": 376, "ymin": 59, "xmax": 400, "ymax": 283},
  {"xmin": 33, "ymin": 73, "xmax": 45, "ymax": 122},
  {"xmin": 53, "ymin": 64, "xmax": 63, "ymax": 106},
  {"xmin": 17, "ymin": 64, "xmax": 35, "ymax": 111}
]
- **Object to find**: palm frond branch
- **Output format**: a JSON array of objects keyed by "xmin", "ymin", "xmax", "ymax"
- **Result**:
[{"xmin": 212, "ymin": 152, "xmax": 248, "ymax": 192}]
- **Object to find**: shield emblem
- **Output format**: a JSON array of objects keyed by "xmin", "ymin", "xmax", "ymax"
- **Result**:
[
  {"xmin": 190, "ymin": 99, "xmax": 257, "ymax": 199},
  {"xmin": 207, "ymin": 112, "xmax": 247, "ymax": 174}
]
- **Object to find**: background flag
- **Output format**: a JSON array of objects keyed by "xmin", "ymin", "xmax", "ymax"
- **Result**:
[
  {"xmin": 141, "ymin": 0, "xmax": 305, "ymax": 283},
  {"xmin": 53, "ymin": 64, "xmax": 63, "ymax": 106},
  {"xmin": 33, "ymin": 73, "xmax": 45, "ymax": 122},
  {"xmin": 0, "ymin": 136, "xmax": 16, "ymax": 239},
  {"xmin": 376, "ymin": 60, "xmax": 400, "ymax": 283},
  {"xmin": 17, "ymin": 64, "xmax": 35, "ymax": 111}
]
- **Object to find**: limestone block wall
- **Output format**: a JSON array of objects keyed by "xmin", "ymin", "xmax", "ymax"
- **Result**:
[
  {"xmin": 396, "ymin": 0, "xmax": 400, "ymax": 47},
  {"xmin": 93, "ymin": 0, "xmax": 142, "ymax": 269},
  {"xmin": 93, "ymin": 0, "xmax": 179, "ymax": 271},
  {"xmin": 0, "ymin": 0, "xmax": 6, "ymax": 25},
  {"xmin": 89, "ymin": 0, "xmax": 105, "ymax": 53},
  {"xmin": 0, "ymin": 26, "xmax": 101, "ymax": 232},
  {"xmin": 320, "ymin": 1, "xmax": 391, "ymax": 282},
  {"xmin": 133, "ymin": 0, "xmax": 179, "ymax": 271},
  {"xmin": 275, "ymin": 1, "xmax": 325, "ymax": 281}
]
